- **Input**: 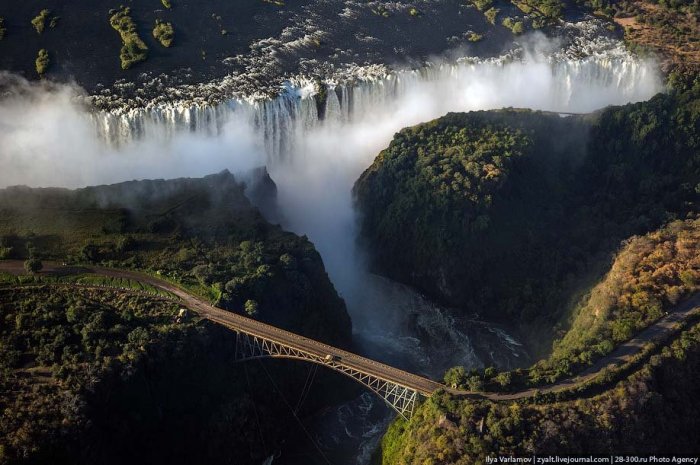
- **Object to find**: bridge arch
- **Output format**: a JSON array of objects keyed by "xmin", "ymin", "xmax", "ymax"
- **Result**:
[{"xmin": 233, "ymin": 331, "xmax": 421, "ymax": 419}]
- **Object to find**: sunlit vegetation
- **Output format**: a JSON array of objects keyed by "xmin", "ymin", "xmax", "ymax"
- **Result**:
[
  {"xmin": 153, "ymin": 20, "xmax": 174, "ymax": 47},
  {"xmin": 468, "ymin": 32, "xmax": 484, "ymax": 41},
  {"xmin": 502, "ymin": 17, "xmax": 524, "ymax": 34},
  {"xmin": 0, "ymin": 172, "xmax": 352, "ymax": 464},
  {"xmin": 530, "ymin": 219, "xmax": 700, "ymax": 381},
  {"xmin": 507, "ymin": 0, "xmax": 563, "ymax": 26},
  {"xmin": 470, "ymin": 0, "xmax": 549, "ymax": 27},
  {"xmin": 161, "ymin": 0, "xmax": 172, "ymax": 8},
  {"xmin": 355, "ymin": 83, "xmax": 700, "ymax": 357},
  {"xmin": 445, "ymin": 218, "xmax": 700, "ymax": 391},
  {"xmin": 0, "ymin": 171, "xmax": 351, "ymax": 346},
  {"xmin": 587, "ymin": 0, "xmax": 700, "ymax": 72},
  {"xmin": 512, "ymin": 0, "xmax": 534, "ymax": 13},
  {"xmin": 471, "ymin": 0, "xmax": 494, "ymax": 11},
  {"xmin": 484, "ymin": 7, "xmax": 499, "ymax": 24},
  {"xmin": 361, "ymin": 80, "xmax": 700, "ymax": 465},
  {"xmin": 380, "ymin": 321, "xmax": 700, "ymax": 463},
  {"xmin": 35, "ymin": 49, "xmax": 50, "ymax": 75},
  {"xmin": 525, "ymin": 0, "xmax": 563, "ymax": 19},
  {"xmin": 109, "ymin": 7, "xmax": 148, "ymax": 69},
  {"xmin": 408, "ymin": 7, "xmax": 421, "ymax": 16},
  {"xmin": 31, "ymin": 9, "xmax": 50, "ymax": 34}
]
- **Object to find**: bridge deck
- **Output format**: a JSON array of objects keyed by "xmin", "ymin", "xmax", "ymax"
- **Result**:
[
  {"xmin": 93, "ymin": 267, "xmax": 445, "ymax": 397},
  {"xmin": 2, "ymin": 260, "xmax": 698, "ymax": 405}
]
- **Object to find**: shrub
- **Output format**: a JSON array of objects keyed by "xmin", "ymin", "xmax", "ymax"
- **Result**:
[
  {"xmin": 0, "ymin": 17, "xmax": 6, "ymax": 40},
  {"xmin": 244, "ymin": 299, "xmax": 259, "ymax": 317},
  {"xmin": 444, "ymin": 366, "xmax": 467, "ymax": 388},
  {"xmin": 484, "ymin": 7, "xmax": 499, "ymax": 24},
  {"xmin": 109, "ymin": 7, "xmax": 149, "ymax": 69},
  {"xmin": 472, "ymin": 0, "xmax": 494, "ymax": 11},
  {"xmin": 495, "ymin": 371, "xmax": 513, "ymax": 387},
  {"xmin": 467, "ymin": 375, "xmax": 484, "ymax": 391},
  {"xmin": 31, "ymin": 9, "xmax": 50, "ymax": 34},
  {"xmin": 502, "ymin": 17, "xmax": 525, "ymax": 34},
  {"xmin": 24, "ymin": 258, "xmax": 42, "ymax": 274},
  {"xmin": 35, "ymin": 49, "xmax": 50, "ymax": 75},
  {"xmin": 153, "ymin": 20, "xmax": 174, "ymax": 47}
]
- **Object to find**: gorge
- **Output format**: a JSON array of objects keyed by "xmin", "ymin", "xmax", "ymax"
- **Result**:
[{"xmin": 1, "ymin": 8, "xmax": 696, "ymax": 464}]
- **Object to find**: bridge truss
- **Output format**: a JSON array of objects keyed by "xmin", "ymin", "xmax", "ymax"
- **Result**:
[{"xmin": 233, "ymin": 331, "xmax": 420, "ymax": 419}]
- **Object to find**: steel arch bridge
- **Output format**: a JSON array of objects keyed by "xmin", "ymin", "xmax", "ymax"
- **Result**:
[{"xmin": 233, "ymin": 331, "xmax": 421, "ymax": 419}]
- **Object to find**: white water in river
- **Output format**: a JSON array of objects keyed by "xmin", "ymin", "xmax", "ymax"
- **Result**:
[
  {"xmin": 0, "ymin": 38, "xmax": 662, "ymax": 375},
  {"xmin": 0, "ymin": 31, "xmax": 664, "ymax": 465},
  {"xmin": 80, "ymin": 41, "xmax": 663, "ymax": 313},
  {"xmin": 92, "ymin": 52, "xmax": 660, "ymax": 160}
]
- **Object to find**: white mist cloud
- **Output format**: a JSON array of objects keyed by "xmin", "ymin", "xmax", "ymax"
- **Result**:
[
  {"xmin": 0, "ymin": 77, "xmax": 264, "ymax": 189},
  {"xmin": 0, "ymin": 44, "xmax": 662, "ymax": 339},
  {"xmin": 268, "ymin": 48, "xmax": 662, "ymax": 324}
]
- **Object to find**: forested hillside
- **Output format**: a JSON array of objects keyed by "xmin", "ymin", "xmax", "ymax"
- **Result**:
[
  {"xmin": 374, "ymin": 204, "xmax": 700, "ymax": 465},
  {"xmin": 0, "ymin": 170, "xmax": 351, "ymax": 345},
  {"xmin": 354, "ymin": 82, "xmax": 700, "ymax": 354},
  {"xmin": 0, "ymin": 171, "xmax": 352, "ymax": 464},
  {"xmin": 358, "ymin": 77, "xmax": 700, "ymax": 465},
  {"xmin": 442, "ymin": 217, "xmax": 699, "ymax": 391},
  {"xmin": 377, "ymin": 319, "xmax": 700, "ymax": 464}
]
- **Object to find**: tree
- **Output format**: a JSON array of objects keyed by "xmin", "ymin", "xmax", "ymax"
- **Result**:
[
  {"xmin": 244, "ymin": 300, "xmax": 259, "ymax": 317},
  {"xmin": 444, "ymin": 366, "xmax": 467, "ymax": 389},
  {"xmin": 495, "ymin": 371, "xmax": 513, "ymax": 388},
  {"xmin": 152, "ymin": 20, "xmax": 174, "ymax": 47},
  {"xmin": 31, "ymin": 10, "xmax": 50, "ymax": 34},
  {"xmin": 24, "ymin": 258, "xmax": 43, "ymax": 274},
  {"xmin": 467, "ymin": 375, "xmax": 484, "ymax": 391},
  {"xmin": 484, "ymin": 7, "xmax": 499, "ymax": 24},
  {"xmin": 35, "ymin": 49, "xmax": 50, "ymax": 76}
]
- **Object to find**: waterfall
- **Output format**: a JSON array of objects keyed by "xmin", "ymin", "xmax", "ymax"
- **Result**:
[{"xmin": 89, "ymin": 50, "xmax": 661, "ymax": 164}]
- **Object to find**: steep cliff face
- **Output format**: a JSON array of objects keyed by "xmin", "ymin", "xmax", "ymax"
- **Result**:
[
  {"xmin": 354, "ymin": 87, "xmax": 699, "ymax": 345},
  {"xmin": 376, "ymin": 320, "xmax": 700, "ymax": 464},
  {"xmin": 354, "ymin": 110, "xmax": 587, "ymax": 318},
  {"xmin": 0, "ymin": 171, "xmax": 353, "ymax": 464},
  {"xmin": 0, "ymin": 170, "xmax": 352, "ymax": 346}
]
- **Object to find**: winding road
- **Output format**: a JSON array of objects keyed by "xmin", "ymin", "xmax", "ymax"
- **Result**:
[{"xmin": 1, "ymin": 260, "xmax": 698, "ymax": 402}]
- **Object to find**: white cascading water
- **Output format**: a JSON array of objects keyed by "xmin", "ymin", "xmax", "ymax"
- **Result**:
[
  {"xmin": 0, "ymin": 27, "xmax": 665, "ymax": 465},
  {"xmin": 78, "ymin": 41, "xmax": 663, "ymax": 377},
  {"xmin": 90, "ymin": 50, "xmax": 660, "ymax": 164}
]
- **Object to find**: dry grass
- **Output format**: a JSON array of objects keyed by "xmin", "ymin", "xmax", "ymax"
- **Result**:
[{"xmin": 613, "ymin": 0, "xmax": 700, "ymax": 73}]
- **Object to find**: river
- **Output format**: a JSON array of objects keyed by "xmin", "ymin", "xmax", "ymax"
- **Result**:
[{"xmin": 0, "ymin": 18, "xmax": 663, "ymax": 465}]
